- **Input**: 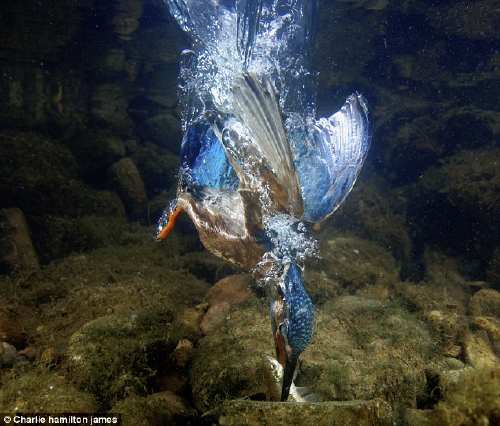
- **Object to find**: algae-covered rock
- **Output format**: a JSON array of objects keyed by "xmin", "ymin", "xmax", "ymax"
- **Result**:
[
  {"xmin": 328, "ymin": 179, "xmax": 412, "ymax": 261},
  {"xmin": 0, "ymin": 368, "xmax": 97, "ymax": 413},
  {"xmin": 67, "ymin": 309, "xmax": 188, "ymax": 405},
  {"xmin": 463, "ymin": 332, "xmax": 498, "ymax": 369},
  {"xmin": 201, "ymin": 274, "xmax": 254, "ymax": 335},
  {"xmin": 469, "ymin": 289, "xmax": 500, "ymax": 318},
  {"xmin": 0, "ymin": 342, "xmax": 17, "ymax": 367},
  {"xmin": 428, "ymin": 1, "xmax": 500, "ymax": 41},
  {"xmin": 314, "ymin": 234, "xmax": 399, "ymax": 295},
  {"xmin": 27, "ymin": 239, "xmax": 210, "ymax": 350},
  {"xmin": 29, "ymin": 215, "xmax": 133, "ymax": 263},
  {"xmin": 0, "ymin": 208, "xmax": 39, "ymax": 274},
  {"xmin": 303, "ymin": 296, "xmax": 435, "ymax": 407},
  {"xmin": 472, "ymin": 316, "xmax": 500, "ymax": 354},
  {"xmin": 415, "ymin": 149, "xmax": 500, "ymax": 257},
  {"xmin": 178, "ymin": 251, "xmax": 239, "ymax": 284},
  {"xmin": 66, "ymin": 130, "xmax": 126, "ymax": 182},
  {"xmin": 111, "ymin": 0, "xmax": 143, "ymax": 41},
  {"xmin": 190, "ymin": 300, "xmax": 275, "ymax": 412},
  {"xmin": 90, "ymin": 84, "xmax": 132, "ymax": 133},
  {"xmin": 0, "ymin": 306, "xmax": 27, "ymax": 349},
  {"xmin": 405, "ymin": 366, "xmax": 500, "ymax": 426},
  {"xmin": 216, "ymin": 399, "xmax": 393, "ymax": 426},
  {"xmin": 487, "ymin": 248, "xmax": 500, "ymax": 288},
  {"xmin": 137, "ymin": 113, "xmax": 182, "ymax": 153},
  {"xmin": 131, "ymin": 143, "xmax": 178, "ymax": 197},
  {"xmin": 434, "ymin": 149, "xmax": 500, "ymax": 219},
  {"xmin": 112, "ymin": 391, "xmax": 196, "ymax": 426},
  {"xmin": 108, "ymin": 157, "xmax": 147, "ymax": 218}
]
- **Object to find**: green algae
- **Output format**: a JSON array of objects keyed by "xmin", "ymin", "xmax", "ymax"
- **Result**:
[
  {"xmin": 215, "ymin": 399, "xmax": 393, "ymax": 426},
  {"xmin": 190, "ymin": 300, "xmax": 275, "ymax": 412},
  {"xmin": 314, "ymin": 234, "xmax": 399, "ymax": 295},
  {"xmin": 0, "ymin": 367, "xmax": 97, "ymax": 413},
  {"xmin": 0, "ymin": 235, "xmax": 211, "ymax": 411},
  {"xmin": 406, "ymin": 366, "xmax": 500, "ymax": 426},
  {"xmin": 112, "ymin": 392, "xmax": 195, "ymax": 426},
  {"xmin": 327, "ymin": 179, "xmax": 412, "ymax": 262},
  {"xmin": 304, "ymin": 296, "xmax": 436, "ymax": 407},
  {"xmin": 67, "ymin": 310, "xmax": 181, "ymax": 406}
]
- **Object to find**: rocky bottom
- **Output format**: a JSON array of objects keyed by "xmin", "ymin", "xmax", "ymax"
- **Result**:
[{"xmin": 0, "ymin": 227, "xmax": 499, "ymax": 425}]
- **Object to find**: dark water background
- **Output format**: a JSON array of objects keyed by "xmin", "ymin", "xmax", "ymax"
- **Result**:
[{"xmin": 0, "ymin": 1, "xmax": 499, "ymax": 424}]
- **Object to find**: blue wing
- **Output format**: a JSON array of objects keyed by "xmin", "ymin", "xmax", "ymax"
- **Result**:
[
  {"xmin": 180, "ymin": 121, "xmax": 239, "ymax": 191},
  {"xmin": 293, "ymin": 94, "xmax": 371, "ymax": 223}
]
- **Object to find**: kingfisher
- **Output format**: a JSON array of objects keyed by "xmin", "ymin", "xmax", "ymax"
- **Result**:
[{"xmin": 160, "ymin": 0, "xmax": 371, "ymax": 401}]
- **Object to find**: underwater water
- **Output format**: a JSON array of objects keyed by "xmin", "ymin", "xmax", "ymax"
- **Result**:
[{"xmin": 0, "ymin": 0, "xmax": 500, "ymax": 425}]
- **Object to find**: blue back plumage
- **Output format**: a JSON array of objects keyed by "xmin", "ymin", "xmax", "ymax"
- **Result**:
[
  {"xmin": 180, "ymin": 121, "xmax": 239, "ymax": 191},
  {"xmin": 282, "ymin": 262, "xmax": 314, "ymax": 355}
]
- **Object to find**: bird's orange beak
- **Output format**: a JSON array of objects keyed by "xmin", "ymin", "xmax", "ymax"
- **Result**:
[{"xmin": 156, "ymin": 207, "xmax": 184, "ymax": 240}]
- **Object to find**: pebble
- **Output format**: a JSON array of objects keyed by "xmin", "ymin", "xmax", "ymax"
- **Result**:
[
  {"xmin": 0, "ymin": 341, "xmax": 17, "ymax": 367},
  {"xmin": 174, "ymin": 339, "xmax": 194, "ymax": 368}
]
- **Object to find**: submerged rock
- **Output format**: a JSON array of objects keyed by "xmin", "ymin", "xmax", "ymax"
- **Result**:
[
  {"xmin": 215, "ymin": 399, "xmax": 393, "ymax": 426},
  {"xmin": 190, "ymin": 300, "xmax": 275, "ymax": 412},
  {"xmin": 131, "ymin": 143, "xmax": 178, "ymax": 197},
  {"xmin": 469, "ymin": 289, "xmax": 500, "ymax": 318},
  {"xmin": 111, "ymin": 0, "xmax": 143, "ymax": 41},
  {"xmin": 0, "ymin": 208, "xmax": 39, "ymax": 273},
  {"xmin": 0, "ymin": 369, "xmax": 97, "ymax": 413},
  {"xmin": 67, "ymin": 130, "xmax": 126, "ymax": 182},
  {"xmin": 0, "ymin": 308, "xmax": 27, "ymax": 348},
  {"xmin": 90, "ymin": 84, "xmax": 132, "ymax": 133},
  {"xmin": 0, "ymin": 342, "xmax": 17, "ymax": 367},
  {"xmin": 428, "ymin": 1, "xmax": 500, "ymax": 40},
  {"xmin": 487, "ymin": 248, "xmax": 500, "ymax": 287},
  {"xmin": 201, "ymin": 274, "xmax": 254, "ymax": 335},
  {"xmin": 327, "ymin": 180, "xmax": 411, "ymax": 262},
  {"xmin": 138, "ymin": 113, "xmax": 182, "ymax": 153},
  {"xmin": 464, "ymin": 332, "xmax": 498, "ymax": 369},
  {"xmin": 303, "ymin": 296, "xmax": 435, "ymax": 408},
  {"xmin": 108, "ymin": 158, "xmax": 147, "ymax": 219},
  {"xmin": 206, "ymin": 275, "xmax": 254, "ymax": 308},
  {"xmin": 67, "ymin": 309, "xmax": 190, "ymax": 405},
  {"xmin": 405, "ymin": 366, "xmax": 500, "ymax": 426},
  {"xmin": 173, "ymin": 339, "xmax": 194, "ymax": 368},
  {"xmin": 314, "ymin": 234, "xmax": 399, "ymax": 295},
  {"xmin": 112, "ymin": 391, "xmax": 196, "ymax": 426}
]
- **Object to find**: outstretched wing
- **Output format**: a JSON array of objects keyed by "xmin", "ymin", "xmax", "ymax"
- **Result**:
[{"xmin": 295, "ymin": 93, "xmax": 371, "ymax": 223}]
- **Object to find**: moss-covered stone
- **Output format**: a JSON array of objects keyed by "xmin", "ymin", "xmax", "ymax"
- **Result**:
[
  {"xmin": 405, "ymin": 366, "xmax": 500, "ymax": 426},
  {"xmin": 312, "ymin": 234, "xmax": 399, "ymax": 296},
  {"xmin": 132, "ymin": 143, "xmax": 178, "ymax": 197},
  {"xmin": 0, "ymin": 368, "xmax": 97, "ymax": 413},
  {"xmin": 215, "ymin": 399, "xmax": 393, "ymax": 426},
  {"xmin": 90, "ymin": 84, "xmax": 132, "ymax": 134},
  {"xmin": 112, "ymin": 391, "xmax": 196, "ymax": 426},
  {"xmin": 303, "ymin": 296, "xmax": 436, "ymax": 408},
  {"xmin": 67, "ymin": 311, "xmax": 182, "ymax": 406},
  {"xmin": 469, "ymin": 289, "xmax": 500, "ymax": 318},
  {"xmin": 107, "ymin": 158, "xmax": 147, "ymax": 219},
  {"xmin": 327, "ymin": 179, "xmax": 412, "ymax": 261},
  {"xmin": 487, "ymin": 248, "xmax": 500, "ymax": 288},
  {"xmin": 137, "ymin": 113, "xmax": 182, "ymax": 153},
  {"xmin": 428, "ymin": 1, "xmax": 500, "ymax": 41},
  {"xmin": 190, "ymin": 300, "xmax": 275, "ymax": 412},
  {"xmin": 66, "ymin": 130, "xmax": 126, "ymax": 182},
  {"xmin": 29, "ymin": 215, "xmax": 133, "ymax": 263}
]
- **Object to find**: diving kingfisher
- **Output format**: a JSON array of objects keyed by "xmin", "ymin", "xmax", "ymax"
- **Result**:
[{"xmin": 160, "ymin": 0, "xmax": 371, "ymax": 401}]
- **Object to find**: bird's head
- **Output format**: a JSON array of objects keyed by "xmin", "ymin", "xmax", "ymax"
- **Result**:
[{"xmin": 270, "ymin": 262, "xmax": 314, "ymax": 401}]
